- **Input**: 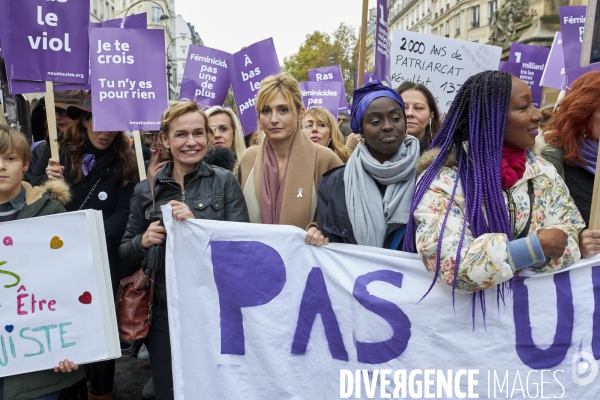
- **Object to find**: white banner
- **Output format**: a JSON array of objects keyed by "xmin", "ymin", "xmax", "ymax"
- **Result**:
[
  {"xmin": 0, "ymin": 211, "xmax": 120, "ymax": 377},
  {"xmin": 390, "ymin": 30, "xmax": 502, "ymax": 113},
  {"xmin": 164, "ymin": 208, "xmax": 600, "ymax": 399}
]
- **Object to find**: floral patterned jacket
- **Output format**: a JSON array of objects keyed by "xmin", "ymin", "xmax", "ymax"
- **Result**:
[{"xmin": 413, "ymin": 148, "xmax": 585, "ymax": 294}]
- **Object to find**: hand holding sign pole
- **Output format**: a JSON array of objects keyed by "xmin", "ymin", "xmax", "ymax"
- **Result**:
[{"xmin": 589, "ymin": 155, "xmax": 600, "ymax": 229}]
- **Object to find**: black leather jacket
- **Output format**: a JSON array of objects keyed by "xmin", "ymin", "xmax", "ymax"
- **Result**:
[{"xmin": 119, "ymin": 160, "xmax": 249, "ymax": 274}]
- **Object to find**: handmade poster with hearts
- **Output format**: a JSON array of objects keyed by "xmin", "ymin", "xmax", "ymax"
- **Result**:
[{"xmin": 0, "ymin": 210, "xmax": 120, "ymax": 377}]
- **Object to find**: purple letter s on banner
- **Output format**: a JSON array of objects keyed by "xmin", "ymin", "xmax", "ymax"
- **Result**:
[
  {"xmin": 211, "ymin": 241, "xmax": 286, "ymax": 355},
  {"xmin": 353, "ymin": 270, "xmax": 411, "ymax": 364},
  {"xmin": 513, "ymin": 273, "xmax": 574, "ymax": 369}
]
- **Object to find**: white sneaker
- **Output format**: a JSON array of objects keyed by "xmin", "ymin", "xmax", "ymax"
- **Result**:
[{"xmin": 137, "ymin": 343, "xmax": 150, "ymax": 359}]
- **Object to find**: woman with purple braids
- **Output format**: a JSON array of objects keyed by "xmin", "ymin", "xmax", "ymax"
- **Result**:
[{"xmin": 404, "ymin": 71, "xmax": 585, "ymax": 295}]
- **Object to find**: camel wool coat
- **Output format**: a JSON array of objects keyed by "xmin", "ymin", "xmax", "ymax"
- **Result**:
[{"xmin": 238, "ymin": 130, "xmax": 343, "ymax": 229}]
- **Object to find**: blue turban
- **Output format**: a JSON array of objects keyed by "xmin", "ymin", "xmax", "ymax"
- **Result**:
[{"xmin": 350, "ymin": 80, "xmax": 406, "ymax": 134}]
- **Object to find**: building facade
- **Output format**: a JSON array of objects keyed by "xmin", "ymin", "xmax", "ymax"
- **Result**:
[
  {"xmin": 115, "ymin": 0, "xmax": 177, "ymax": 98},
  {"xmin": 173, "ymin": 16, "xmax": 203, "ymax": 95},
  {"xmin": 90, "ymin": 0, "xmax": 118, "ymax": 23}
]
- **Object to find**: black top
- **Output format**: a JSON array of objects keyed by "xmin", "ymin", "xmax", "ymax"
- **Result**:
[{"xmin": 564, "ymin": 164, "xmax": 593, "ymax": 228}]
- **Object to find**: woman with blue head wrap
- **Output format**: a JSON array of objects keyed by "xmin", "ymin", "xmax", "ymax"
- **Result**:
[{"xmin": 316, "ymin": 80, "xmax": 420, "ymax": 248}]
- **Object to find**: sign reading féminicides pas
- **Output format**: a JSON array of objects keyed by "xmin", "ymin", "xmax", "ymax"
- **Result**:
[
  {"xmin": 89, "ymin": 28, "xmax": 168, "ymax": 132},
  {"xmin": 179, "ymin": 45, "xmax": 231, "ymax": 107},
  {"xmin": 227, "ymin": 38, "xmax": 281, "ymax": 136},
  {"xmin": 308, "ymin": 65, "xmax": 349, "ymax": 114},
  {"xmin": 298, "ymin": 81, "xmax": 343, "ymax": 119},
  {"xmin": 390, "ymin": 30, "xmax": 501, "ymax": 112},
  {"xmin": 6, "ymin": 0, "xmax": 89, "ymax": 84}
]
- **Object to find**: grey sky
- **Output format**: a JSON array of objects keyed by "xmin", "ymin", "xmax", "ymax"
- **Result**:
[{"xmin": 175, "ymin": 0, "xmax": 375, "ymax": 64}]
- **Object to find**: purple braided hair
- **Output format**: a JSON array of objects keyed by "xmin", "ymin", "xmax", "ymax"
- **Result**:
[{"xmin": 404, "ymin": 71, "xmax": 514, "ymax": 318}]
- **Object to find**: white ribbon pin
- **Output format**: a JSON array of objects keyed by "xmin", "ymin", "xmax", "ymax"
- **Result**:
[{"xmin": 297, "ymin": 188, "xmax": 303, "ymax": 198}]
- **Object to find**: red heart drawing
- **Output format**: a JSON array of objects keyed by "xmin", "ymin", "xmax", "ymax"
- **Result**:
[{"xmin": 78, "ymin": 291, "xmax": 92, "ymax": 304}]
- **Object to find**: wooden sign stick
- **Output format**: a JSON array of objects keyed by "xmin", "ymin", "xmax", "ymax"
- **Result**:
[
  {"xmin": 588, "ymin": 149, "xmax": 600, "ymax": 229},
  {"xmin": 132, "ymin": 130, "xmax": 147, "ymax": 181},
  {"xmin": 0, "ymin": 99, "xmax": 7, "ymax": 125},
  {"xmin": 44, "ymin": 81, "xmax": 60, "ymax": 160},
  {"xmin": 357, "ymin": 0, "xmax": 369, "ymax": 88}
]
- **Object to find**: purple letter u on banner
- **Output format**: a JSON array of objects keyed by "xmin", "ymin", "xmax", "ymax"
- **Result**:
[{"xmin": 513, "ymin": 273, "xmax": 574, "ymax": 369}]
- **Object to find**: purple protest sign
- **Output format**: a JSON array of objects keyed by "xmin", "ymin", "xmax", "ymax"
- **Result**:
[
  {"xmin": 0, "ymin": 0, "xmax": 6, "ymax": 58},
  {"xmin": 499, "ymin": 61, "xmax": 522, "ymax": 78},
  {"xmin": 7, "ymin": 15, "xmax": 147, "ymax": 96},
  {"xmin": 298, "ymin": 81, "xmax": 343, "ymax": 119},
  {"xmin": 540, "ymin": 32, "xmax": 567, "ymax": 91},
  {"xmin": 227, "ymin": 38, "xmax": 280, "ymax": 136},
  {"xmin": 7, "ymin": 0, "xmax": 89, "ymax": 84},
  {"xmin": 307, "ymin": 65, "xmax": 349, "ymax": 114},
  {"xmin": 354, "ymin": 72, "xmax": 377, "ymax": 88},
  {"xmin": 374, "ymin": 0, "xmax": 391, "ymax": 85},
  {"xmin": 89, "ymin": 27, "xmax": 168, "ymax": 131},
  {"xmin": 179, "ymin": 45, "xmax": 231, "ymax": 107},
  {"xmin": 509, "ymin": 43, "xmax": 549, "ymax": 108},
  {"xmin": 560, "ymin": 6, "xmax": 600, "ymax": 87}
]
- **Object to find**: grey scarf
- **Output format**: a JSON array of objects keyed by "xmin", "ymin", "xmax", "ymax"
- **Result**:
[{"xmin": 344, "ymin": 135, "xmax": 419, "ymax": 247}]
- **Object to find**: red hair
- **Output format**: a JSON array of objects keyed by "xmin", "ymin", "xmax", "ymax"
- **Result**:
[{"xmin": 546, "ymin": 71, "xmax": 600, "ymax": 166}]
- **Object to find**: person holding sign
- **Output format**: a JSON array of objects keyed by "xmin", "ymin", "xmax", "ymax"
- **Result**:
[
  {"xmin": 403, "ymin": 71, "xmax": 585, "ymax": 297},
  {"xmin": 41, "ymin": 92, "xmax": 138, "ymax": 400},
  {"xmin": 396, "ymin": 82, "xmax": 441, "ymax": 154},
  {"xmin": 238, "ymin": 73, "xmax": 342, "ymax": 240},
  {"xmin": 303, "ymin": 106, "xmax": 350, "ymax": 163},
  {"xmin": 542, "ymin": 71, "xmax": 600, "ymax": 258},
  {"xmin": 0, "ymin": 125, "xmax": 83, "ymax": 400},
  {"xmin": 316, "ymin": 81, "xmax": 419, "ymax": 248},
  {"xmin": 205, "ymin": 106, "xmax": 247, "ymax": 175},
  {"xmin": 119, "ymin": 101, "xmax": 249, "ymax": 400}
]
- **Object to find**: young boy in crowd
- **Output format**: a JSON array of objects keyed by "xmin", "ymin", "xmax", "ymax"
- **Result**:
[{"xmin": 0, "ymin": 124, "xmax": 82, "ymax": 400}]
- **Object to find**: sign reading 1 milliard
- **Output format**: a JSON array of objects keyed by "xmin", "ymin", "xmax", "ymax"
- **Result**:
[
  {"xmin": 390, "ymin": 30, "xmax": 502, "ymax": 112},
  {"xmin": 7, "ymin": 0, "xmax": 89, "ymax": 84},
  {"xmin": 509, "ymin": 43, "xmax": 549, "ymax": 109},
  {"xmin": 227, "ymin": 38, "xmax": 281, "ymax": 136},
  {"xmin": 89, "ymin": 28, "xmax": 168, "ymax": 131},
  {"xmin": 179, "ymin": 45, "xmax": 231, "ymax": 107}
]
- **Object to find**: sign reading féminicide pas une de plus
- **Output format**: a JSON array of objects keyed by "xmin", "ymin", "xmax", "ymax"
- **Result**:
[
  {"xmin": 6, "ymin": 0, "xmax": 89, "ymax": 84},
  {"xmin": 179, "ymin": 45, "xmax": 231, "ymax": 107},
  {"xmin": 89, "ymin": 27, "xmax": 168, "ymax": 132},
  {"xmin": 227, "ymin": 38, "xmax": 281, "ymax": 136}
]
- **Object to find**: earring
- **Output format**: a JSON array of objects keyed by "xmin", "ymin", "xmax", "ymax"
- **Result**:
[
  {"xmin": 165, "ymin": 147, "xmax": 171, "ymax": 153},
  {"xmin": 429, "ymin": 118, "xmax": 432, "ymax": 128}
]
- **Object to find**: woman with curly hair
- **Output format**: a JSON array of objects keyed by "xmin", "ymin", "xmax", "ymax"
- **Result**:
[
  {"xmin": 404, "ymin": 71, "xmax": 585, "ymax": 302},
  {"xmin": 303, "ymin": 106, "xmax": 350, "ymax": 163},
  {"xmin": 542, "ymin": 71, "xmax": 600, "ymax": 259},
  {"xmin": 34, "ymin": 91, "xmax": 138, "ymax": 400}
]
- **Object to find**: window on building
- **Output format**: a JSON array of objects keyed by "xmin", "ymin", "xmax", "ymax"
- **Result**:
[
  {"xmin": 122, "ymin": 0, "xmax": 126, "ymax": 9},
  {"xmin": 433, "ymin": 28, "xmax": 438, "ymax": 35},
  {"xmin": 471, "ymin": 6, "xmax": 480, "ymax": 28},
  {"xmin": 455, "ymin": 14, "xmax": 460, "ymax": 34},
  {"xmin": 151, "ymin": 6, "xmax": 161, "ymax": 23},
  {"xmin": 93, "ymin": 0, "xmax": 98, "ymax": 15},
  {"xmin": 181, "ymin": 46, "xmax": 186, "ymax": 54},
  {"xmin": 488, "ymin": 0, "xmax": 498, "ymax": 23},
  {"xmin": 445, "ymin": 20, "xmax": 450, "ymax": 36},
  {"xmin": 181, "ymin": 62, "xmax": 186, "ymax": 71}
]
